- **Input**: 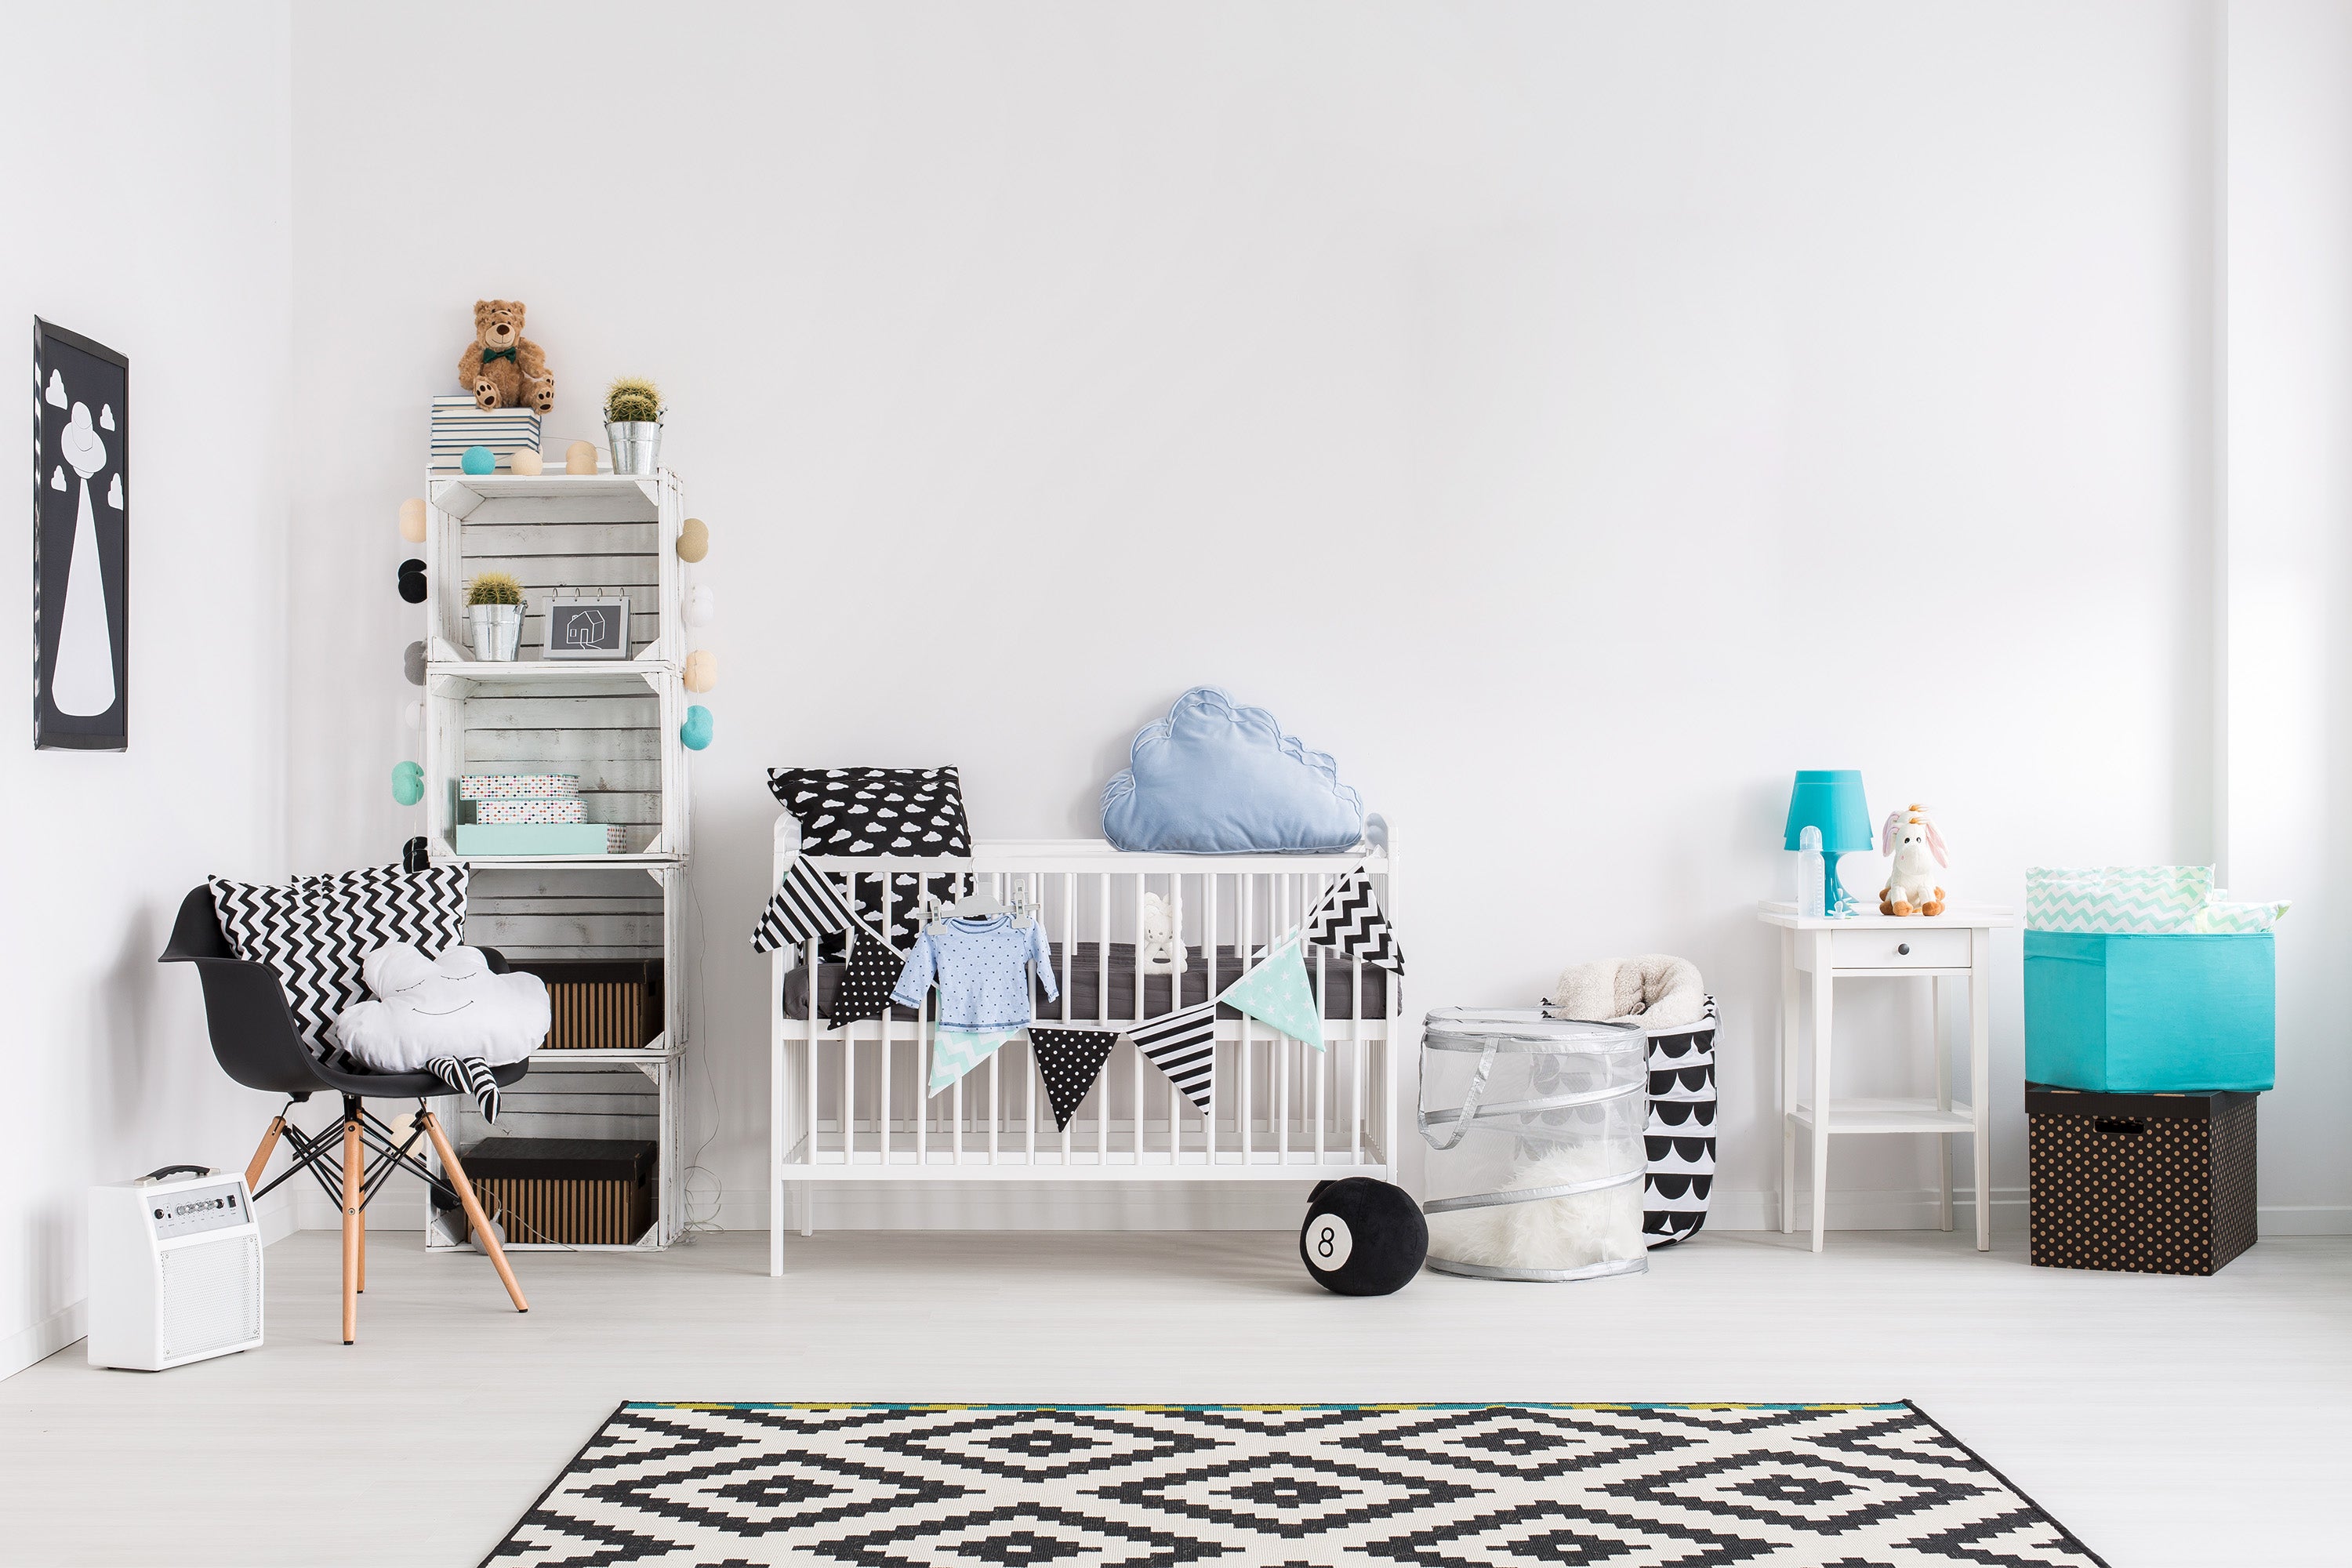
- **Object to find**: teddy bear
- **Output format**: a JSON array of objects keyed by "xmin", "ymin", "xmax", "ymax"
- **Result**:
[{"xmin": 458, "ymin": 299, "xmax": 554, "ymax": 413}]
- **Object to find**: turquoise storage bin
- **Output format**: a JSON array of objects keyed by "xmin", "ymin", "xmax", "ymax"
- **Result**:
[{"xmin": 2024, "ymin": 930, "xmax": 2274, "ymax": 1092}]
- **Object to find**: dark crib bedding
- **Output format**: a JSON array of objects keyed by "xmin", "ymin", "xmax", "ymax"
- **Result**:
[{"xmin": 779, "ymin": 941, "xmax": 1392, "ymax": 1024}]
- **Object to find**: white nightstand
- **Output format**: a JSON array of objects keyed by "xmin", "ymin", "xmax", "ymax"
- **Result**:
[{"xmin": 1758, "ymin": 900, "xmax": 2017, "ymax": 1252}]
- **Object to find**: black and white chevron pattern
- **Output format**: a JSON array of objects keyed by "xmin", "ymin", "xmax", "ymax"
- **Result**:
[
  {"xmin": 428, "ymin": 1054, "xmax": 502, "ymax": 1121},
  {"xmin": 1125, "ymin": 1001, "xmax": 1217, "ymax": 1112},
  {"xmin": 1305, "ymin": 868, "xmax": 1403, "ymax": 975},
  {"xmin": 211, "ymin": 863, "xmax": 470, "ymax": 1053},
  {"xmin": 1645, "ymin": 997, "xmax": 1718, "ymax": 1247},
  {"xmin": 751, "ymin": 855, "xmax": 860, "ymax": 953}
]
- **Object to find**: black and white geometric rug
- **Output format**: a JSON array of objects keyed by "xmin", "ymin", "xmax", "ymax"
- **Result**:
[{"xmin": 485, "ymin": 1403, "xmax": 2107, "ymax": 1567}]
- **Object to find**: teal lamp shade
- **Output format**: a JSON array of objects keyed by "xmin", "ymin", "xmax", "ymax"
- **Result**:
[
  {"xmin": 1785, "ymin": 770, "xmax": 1871, "ymax": 915},
  {"xmin": 1784, "ymin": 770, "xmax": 1872, "ymax": 853}
]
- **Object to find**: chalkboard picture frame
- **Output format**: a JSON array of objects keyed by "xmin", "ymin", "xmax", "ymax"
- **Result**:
[
  {"xmin": 33, "ymin": 319, "xmax": 129, "ymax": 750},
  {"xmin": 543, "ymin": 595, "xmax": 631, "ymax": 659}
]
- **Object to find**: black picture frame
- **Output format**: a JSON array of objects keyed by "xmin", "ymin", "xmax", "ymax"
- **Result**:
[
  {"xmin": 543, "ymin": 595, "xmax": 631, "ymax": 659},
  {"xmin": 33, "ymin": 318, "xmax": 129, "ymax": 750}
]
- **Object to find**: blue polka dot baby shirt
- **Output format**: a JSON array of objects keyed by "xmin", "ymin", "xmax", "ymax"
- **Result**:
[{"xmin": 890, "ymin": 915, "xmax": 1058, "ymax": 1030}]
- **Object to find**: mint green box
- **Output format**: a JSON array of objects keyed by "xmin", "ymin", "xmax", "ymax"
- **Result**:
[
  {"xmin": 2024, "ymin": 930, "xmax": 2274, "ymax": 1092},
  {"xmin": 453, "ymin": 822, "xmax": 609, "ymax": 857}
]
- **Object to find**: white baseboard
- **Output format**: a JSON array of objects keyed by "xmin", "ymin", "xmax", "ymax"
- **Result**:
[
  {"xmin": 0, "ymin": 1299, "xmax": 89, "ymax": 1384},
  {"xmin": 0, "ymin": 1185, "xmax": 306, "ymax": 1383},
  {"xmin": 2249, "ymin": 1205, "xmax": 2352, "ymax": 1236}
]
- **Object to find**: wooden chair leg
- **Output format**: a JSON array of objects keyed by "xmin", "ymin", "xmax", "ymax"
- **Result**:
[
  {"xmin": 357, "ymin": 1192, "xmax": 367, "ymax": 1294},
  {"xmin": 341, "ymin": 1112, "xmax": 362, "ymax": 1344},
  {"xmin": 244, "ymin": 1115, "xmax": 286, "ymax": 1193},
  {"xmin": 420, "ymin": 1111, "xmax": 528, "ymax": 1313}
]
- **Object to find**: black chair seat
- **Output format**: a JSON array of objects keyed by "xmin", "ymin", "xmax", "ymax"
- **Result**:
[
  {"xmin": 307, "ymin": 1056, "xmax": 532, "ymax": 1100},
  {"xmin": 160, "ymin": 883, "xmax": 531, "ymax": 1101}
]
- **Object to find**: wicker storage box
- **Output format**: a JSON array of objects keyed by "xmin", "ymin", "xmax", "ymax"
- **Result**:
[
  {"xmin": 513, "ymin": 960, "xmax": 662, "ymax": 1051},
  {"xmin": 2027, "ymin": 1084, "xmax": 2257, "ymax": 1275},
  {"xmin": 455, "ymin": 1138, "xmax": 655, "ymax": 1246}
]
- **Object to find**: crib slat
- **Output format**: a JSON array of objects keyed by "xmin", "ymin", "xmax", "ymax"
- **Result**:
[
  {"xmin": 1240, "ymin": 873, "xmax": 1254, "ymax": 1164},
  {"xmin": 1202, "ymin": 869, "xmax": 1218, "ymax": 1166},
  {"xmin": 1314, "ymin": 873, "xmax": 1327, "ymax": 1164}
]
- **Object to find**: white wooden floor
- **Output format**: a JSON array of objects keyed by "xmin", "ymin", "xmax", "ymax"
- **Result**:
[{"xmin": 3, "ymin": 1225, "xmax": 2345, "ymax": 1566}]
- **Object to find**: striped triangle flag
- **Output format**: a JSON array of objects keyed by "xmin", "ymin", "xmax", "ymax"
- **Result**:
[
  {"xmin": 1124, "ymin": 1000, "xmax": 1216, "ymax": 1113},
  {"xmin": 1029, "ymin": 1027, "xmax": 1120, "ymax": 1132},
  {"xmin": 1304, "ymin": 868, "xmax": 1403, "ymax": 975},
  {"xmin": 751, "ymin": 855, "xmax": 860, "ymax": 953}
]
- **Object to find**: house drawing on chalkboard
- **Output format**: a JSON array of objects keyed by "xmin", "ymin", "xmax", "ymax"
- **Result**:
[{"xmin": 561, "ymin": 607, "xmax": 605, "ymax": 647}]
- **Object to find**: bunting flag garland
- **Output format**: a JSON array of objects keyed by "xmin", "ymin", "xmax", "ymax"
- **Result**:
[
  {"xmin": 1029, "ymin": 1028, "xmax": 1120, "ymax": 1132},
  {"xmin": 824, "ymin": 929, "xmax": 905, "ymax": 1030},
  {"xmin": 930, "ymin": 1028, "xmax": 1017, "ymax": 1096},
  {"xmin": 1218, "ymin": 938, "xmax": 1325, "ymax": 1051},
  {"xmin": 1304, "ymin": 867, "xmax": 1403, "ymax": 975},
  {"xmin": 1124, "ymin": 1001, "xmax": 1218, "ymax": 1113},
  {"xmin": 750, "ymin": 854, "xmax": 858, "ymax": 953}
]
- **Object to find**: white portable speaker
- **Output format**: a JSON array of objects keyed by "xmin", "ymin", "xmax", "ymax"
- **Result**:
[{"xmin": 88, "ymin": 1165, "xmax": 264, "ymax": 1371}]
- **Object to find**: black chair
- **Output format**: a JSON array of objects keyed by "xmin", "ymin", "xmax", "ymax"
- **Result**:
[{"xmin": 160, "ymin": 884, "xmax": 529, "ymax": 1344}]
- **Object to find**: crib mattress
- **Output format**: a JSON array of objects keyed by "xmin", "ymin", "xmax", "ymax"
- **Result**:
[{"xmin": 779, "ymin": 941, "xmax": 1392, "ymax": 1025}]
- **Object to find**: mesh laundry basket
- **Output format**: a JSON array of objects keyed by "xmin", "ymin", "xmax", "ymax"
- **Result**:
[{"xmin": 1419, "ymin": 1008, "xmax": 1650, "ymax": 1282}]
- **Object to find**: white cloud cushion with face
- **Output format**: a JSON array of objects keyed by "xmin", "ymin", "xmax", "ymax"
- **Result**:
[{"xmin": 331, "ymin": 942, "xmax": 550, "ymax": 1073}]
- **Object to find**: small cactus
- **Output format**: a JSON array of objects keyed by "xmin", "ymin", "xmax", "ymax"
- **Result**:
[
  {"xmin": 604, "ymin": 376, "xmax": 664, "ymax": 425},
  {"xmin": 466, "ymin": 571, "xmax": 525, "ymax": 608}
]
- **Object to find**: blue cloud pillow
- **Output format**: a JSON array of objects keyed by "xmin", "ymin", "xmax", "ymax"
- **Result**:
[{"xmin": 1101, "ymin": 688, "xmax": 1365, "ymax": 855}]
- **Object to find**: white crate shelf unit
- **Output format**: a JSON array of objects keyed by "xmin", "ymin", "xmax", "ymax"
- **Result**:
[{"xmin": 418, "ymin": 470, "xmax": 696, "ymax": 1250}]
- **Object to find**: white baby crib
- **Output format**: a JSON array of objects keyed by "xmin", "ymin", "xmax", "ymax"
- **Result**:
[{"xmin": 768, "ymin": 822, "xmax": 1402, "ymax": 1275}]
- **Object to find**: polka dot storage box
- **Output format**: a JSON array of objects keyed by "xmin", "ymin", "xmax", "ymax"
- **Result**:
[
  {"xmin": 2026, "ymin": 1084, "xmax": 2258, "ymax": 1275},
  {"xmin": 1418, "ymin": 1008, "xmax": 1649, "ymax": 1282}
]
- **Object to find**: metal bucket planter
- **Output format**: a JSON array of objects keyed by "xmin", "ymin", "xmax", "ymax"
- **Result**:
[
  {"xmin": 606, "ymin": 421, "xmax": 662, "ymax": 476},
  {"xmin": 468, "ymin": 602, "xmax": 522, "ymax": 662},
  {"xmin": 1419, "ymin": 1008, "xmax": 1650, "ymax": 1281}
]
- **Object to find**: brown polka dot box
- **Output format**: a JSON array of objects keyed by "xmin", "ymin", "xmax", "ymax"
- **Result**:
[{"xmin": 2027, "ymin": 1084, "xmax": 2258, "ymax": 1275}]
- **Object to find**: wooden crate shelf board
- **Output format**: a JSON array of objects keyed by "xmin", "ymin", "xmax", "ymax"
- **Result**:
[{"xmin": 419, "ymin": 463, "xmax": 694, "ymax": 1250}]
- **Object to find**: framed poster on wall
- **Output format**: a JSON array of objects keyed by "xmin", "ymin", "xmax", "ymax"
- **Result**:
[{"xmin": 33, "ymin": 318, "xmax": 129, "ymax": 750}]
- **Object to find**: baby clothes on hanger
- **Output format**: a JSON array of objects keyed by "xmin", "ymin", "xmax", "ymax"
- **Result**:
[{"xmin": 891, "ymin": 914, "xmax": 1058, "ymax": 1030}]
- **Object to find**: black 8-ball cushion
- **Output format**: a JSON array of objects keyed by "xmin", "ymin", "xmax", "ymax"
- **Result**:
[{"xmin": 1301, "ymin": 1178, "xmax": 1426, "ymax": 1295}]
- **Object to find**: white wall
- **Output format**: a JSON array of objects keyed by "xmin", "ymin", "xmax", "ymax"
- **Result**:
[
  {"xmin": 280, "ymin": 1, "xmax": 2247, "ymax": 1233},
  {"xmin": 2225, "ymin": 0, "xmax": 2352, "ymax": 1232},
  {"xmin": 0, "ymin": 2, "xmax": 293, "ymax": 1375}
]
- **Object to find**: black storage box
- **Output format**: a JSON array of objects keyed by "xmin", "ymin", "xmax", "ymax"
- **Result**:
[
  {"xmin": 2027, "ymin": 1084, "xmax": 2256, "ymax": 1275},
  {"xmin": 509, "ymin": 959, "xmax": 662, "ymax": 1052},
  {"xmin": 448, "ymin": 1137, "xmax": 656, "ymax": 1247}
]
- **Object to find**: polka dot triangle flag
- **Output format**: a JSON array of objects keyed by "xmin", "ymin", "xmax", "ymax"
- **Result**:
[
  {"xmin": 1028, "ymin": 1028, "xmax": 1120, "ymax": 1132},
  {"xmin": 1218, "ymin": 938, "xmax": 1325, "ymax": 1051},
  {"xmin": 823, "ymin": 929, "xmax": 903, "ymax": 1030}
]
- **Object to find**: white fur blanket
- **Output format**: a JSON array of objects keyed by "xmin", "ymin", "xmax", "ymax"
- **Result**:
[{"xmin": 1547, "ymin": 953, "xmax": 1706, "ymax": 1029}]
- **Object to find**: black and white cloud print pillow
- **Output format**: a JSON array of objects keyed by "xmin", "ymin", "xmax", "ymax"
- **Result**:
[{"xmin": 767, "ymin": 767, "xmax": 972, "ymax": 858}]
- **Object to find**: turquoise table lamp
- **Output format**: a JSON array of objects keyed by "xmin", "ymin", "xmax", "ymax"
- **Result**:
[{"xmin": 1784, "ymin": 770, "xmax": 1873, "ymax": 916}]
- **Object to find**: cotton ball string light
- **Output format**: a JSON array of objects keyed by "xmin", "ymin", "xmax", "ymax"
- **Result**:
[
  {"xmin": 680, "ymin": 705, "xmax": 713, "ymax": 750},
  {"xmin": 677, "ymin": 516, "xmax": 710, "ymax": 563},
  {"xmin": 460, "ymin": 445, "xmax": 495, "ymax": 475},
  {"xmin": 402, "ymin": 700, "xmax": 424, "ymax": 731},
  {"xmin": 683, "ymin": 650, "xmax": 717, "ymax": 692},
  {"xmin": 403, "ymin": 641, "xmax": 426, "ymax": 686},
  {"xmin": 398, "ymin": 497, "xmax": 427, "ymax": 543},
  {"xmin": 564, "ymin": 440, "xmax": 597, "ymax": 475},
  {"xmin": 391, "ymin": 760, "xmax": 424, "ymax": 807},
  {"xmin": 510, "ymin": 447, "xmax": 543, "ymax": 476},
  {"xmin": 686, "ymin": 584, "xmax": 716, "ymax": 627},
  {"xmin": 397, "ymin": 557, "xmax": 427, "ymax": 604}
]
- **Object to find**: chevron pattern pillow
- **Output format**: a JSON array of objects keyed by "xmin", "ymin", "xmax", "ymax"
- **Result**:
[{"xmin": 210, "ymin": 863, "xmax": 470, "ymax": 1053}]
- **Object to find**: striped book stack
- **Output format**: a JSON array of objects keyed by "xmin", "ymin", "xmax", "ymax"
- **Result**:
[{"xmin": 430, "ymin": 395, "xmax": 543, "ymax": 474}]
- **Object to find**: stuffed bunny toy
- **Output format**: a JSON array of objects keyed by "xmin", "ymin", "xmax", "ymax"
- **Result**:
[
  {"xmin": 1879, "ymin": 804, "xmax": 1948, "ymax": 916},
  {"xmin": 1137, "ymin": 891, "xmax": 1186, "ymax": 975}
]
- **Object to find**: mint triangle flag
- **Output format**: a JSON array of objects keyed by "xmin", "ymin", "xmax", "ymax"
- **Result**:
[
  {"xmin": 930, "ymin": 1027, "xmax": 1015, "ymax": 1096},
  {"xmin": 1029, "ymin": 1027, "xmax": 1119, "ymax": 1131},
  {"xmin": 1218, "ymin": 938, "xmax": 1324, "ymax": 1051}
]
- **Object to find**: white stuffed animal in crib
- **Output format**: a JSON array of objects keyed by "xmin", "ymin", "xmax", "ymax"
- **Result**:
[
  {"xmin": 1879, "ymin": 804, "xmax": 1948, "ymax": 916},
  {"xmin": 1138, "ymin": 891, "xmax": 1186, "ymax": 975}
]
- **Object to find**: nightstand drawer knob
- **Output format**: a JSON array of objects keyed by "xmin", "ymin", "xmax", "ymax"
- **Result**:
[{"xmin": 1896, "ymin": 943, "xmax": 1910, "ymax": 956}]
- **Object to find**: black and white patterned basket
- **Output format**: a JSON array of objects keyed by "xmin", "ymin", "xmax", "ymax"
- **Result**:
[{"xmin": 1642, "ymin": 996, "xmax": 1717, "ymax": 1246}]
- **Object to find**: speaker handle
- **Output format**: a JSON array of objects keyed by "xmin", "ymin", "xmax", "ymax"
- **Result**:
[{"xmin": 139, "ymin": 1164, "xmax": 214, "ymax": 1181}]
